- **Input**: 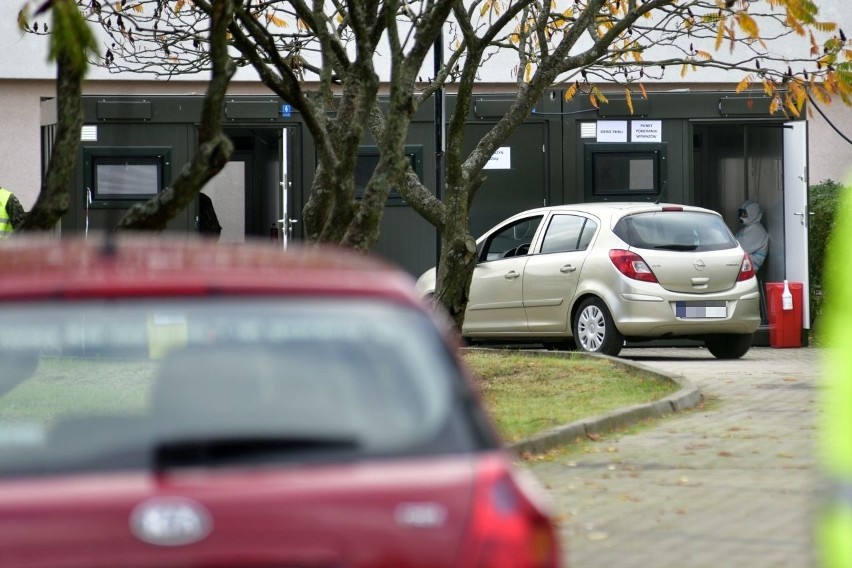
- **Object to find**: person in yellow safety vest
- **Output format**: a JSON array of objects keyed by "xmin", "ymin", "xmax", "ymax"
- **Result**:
[
  {"xmin": 0, "ymin": 187, "xmax": 25, "ymax": 238},
  {"xmin": 818, "ymin": 184, "xmax": 852, "ymax": 568}
]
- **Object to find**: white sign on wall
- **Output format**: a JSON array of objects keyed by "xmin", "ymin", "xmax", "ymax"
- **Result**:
[
  {"xmin": 484, "ymin": 146, "xmax": 512, "ymax": 170},
  {"xmin": 631, "ymin": 120, "xmax": 662, "ymax": 142},
  {"xmin": 596, "ymin": 121, "xmax": 628, "ymax": 142}
]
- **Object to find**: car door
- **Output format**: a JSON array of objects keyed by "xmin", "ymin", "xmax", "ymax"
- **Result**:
[
  {"xmin": 464, "ymin": 215, "xmax": 544, "ymax": 335},
  {"xmin": 523, "ymin": 213, "xmax": 598, "ymax": 333}
]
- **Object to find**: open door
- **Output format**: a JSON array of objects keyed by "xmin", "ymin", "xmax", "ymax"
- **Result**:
[{"xmin": 783, "ymin": 121, "xmax": 810, "ymax": 329}]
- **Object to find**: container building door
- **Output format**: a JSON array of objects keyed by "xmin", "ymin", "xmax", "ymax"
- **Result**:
[{"xmin": 783, "ymin": 121, "xmax": 810, "ymax": 328}]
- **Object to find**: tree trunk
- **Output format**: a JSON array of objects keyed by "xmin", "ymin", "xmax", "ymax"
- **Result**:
[
  {"xmin": 115, "ymin": 0, "xmax": 236, "ymax": 232},
  {"xmin": 18, "ymin": 50, "xmax": 82, "ymax": 231}
]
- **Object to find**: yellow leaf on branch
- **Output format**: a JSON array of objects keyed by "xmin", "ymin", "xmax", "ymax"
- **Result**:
[
  {"xmin": 735, "ymin": 12, "xmax": 759, "ymax": 39},
  {"xmin": 715, "ymin": 16, "xmax": 726, "ymax": 51},
  {"xmin": 785, "ymin": 95, "xmax": 802, "ymax": 117},
  {"xmin": 625, "ymin": 89, "xmax": 634, "ymax": 115},
  {"xmin": 564, "ymin": 82, "xmax": 578, "ymax": 102},
  {"xmin": 735, "ymin": 74, "xmax": 753, "ymax": 93},
  {"xmin": 266, "ymin": 13, "xmax": 288, "ymax": 27},
  {"xmin": 769, "ymin": 97, "xmax": 781, "ymax": 115}
]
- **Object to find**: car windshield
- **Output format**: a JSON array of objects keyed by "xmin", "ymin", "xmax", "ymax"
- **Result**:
[
  {"xmin": 613, "ymin": 210, "xmax": 738, "ymax": 252},
  {"xmin": 0, "ymin": 298, "xmax": 466, "ymax": 476}
]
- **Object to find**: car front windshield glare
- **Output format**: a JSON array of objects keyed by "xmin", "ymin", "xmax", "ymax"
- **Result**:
[{"xmin": 0, "ymin": 298, "xmax": 456, "ymax": 475}]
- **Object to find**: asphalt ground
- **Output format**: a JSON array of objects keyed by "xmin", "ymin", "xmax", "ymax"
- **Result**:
[{"xmin": 525, "ymin": 346, "xmax": 823, "ymax": 568}]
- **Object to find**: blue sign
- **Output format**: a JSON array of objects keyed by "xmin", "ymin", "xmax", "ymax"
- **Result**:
[{"xmin": 281, "ymin": 104, "xmax": 292, "ymax": 117}]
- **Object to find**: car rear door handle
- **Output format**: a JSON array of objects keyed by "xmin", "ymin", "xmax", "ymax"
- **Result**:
[
  {"xmin": 560, "ymin": 265, "xmax": 577, "ymax": 273},
  {"xmin": 505, "ymin": 271, "xmax": 520, "ymax": 280}
]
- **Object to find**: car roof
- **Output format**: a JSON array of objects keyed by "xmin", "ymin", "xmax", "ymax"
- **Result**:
[
  {"xmin": 0, "ymin": 233, "xmax": 420, "ymax": 304},
  {"xmin": 515, "ymin": 202, "xmax": 719, "ymax": 218}
]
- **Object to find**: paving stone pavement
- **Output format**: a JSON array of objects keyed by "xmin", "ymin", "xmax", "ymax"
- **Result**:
[{"xmin": 527, "ymin": 345, "xmax": 823, "ymax": 568}]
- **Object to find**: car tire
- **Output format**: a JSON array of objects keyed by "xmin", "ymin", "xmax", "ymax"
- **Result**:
[
  {"xmin": 573, "ymin": 298, "xmax": 624, "ymax": 357},
  {"xmin": 705, "ymin": 333, "xmax": 753, "ymax": 359}
]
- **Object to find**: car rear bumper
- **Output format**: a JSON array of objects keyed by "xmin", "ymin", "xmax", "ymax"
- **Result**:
[{"xmin": 611, "ymin": 288, "xmax": 761, "ymax": 337}]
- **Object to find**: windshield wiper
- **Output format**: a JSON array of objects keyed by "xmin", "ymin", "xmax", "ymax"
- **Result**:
[
  {"xmin": 152, "ymin": 435, "xmax": 361, "ymax": 471},
  {"xmin": 653, "ymin": 244, "xmax": 698, "ymax": 251}
]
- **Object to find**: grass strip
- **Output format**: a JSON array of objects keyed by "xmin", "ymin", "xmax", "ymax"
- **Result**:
[{"xmin": 463, "ymin": 349, "xmax": 680, "ymax": 443}]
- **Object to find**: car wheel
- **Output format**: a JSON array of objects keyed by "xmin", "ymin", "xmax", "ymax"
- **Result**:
[
  {"xmin": 573, "ymin": 298, "xmax": 624, "ymax": 356},
  {"xmin": 705, "ymin": 333, "xmax": 753, "ymax": 359}
]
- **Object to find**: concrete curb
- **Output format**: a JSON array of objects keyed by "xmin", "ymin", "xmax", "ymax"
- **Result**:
[{"xmin": 496, "ymin": 349, "xmax": 702, "ymax": 457}]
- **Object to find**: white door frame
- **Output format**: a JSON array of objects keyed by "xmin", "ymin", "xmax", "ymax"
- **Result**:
[
  {"xmin": 280, "ymin": 127, "xmax": 290, "ymax": 249},
  {"xmin": 783, "ymin": 121, "xmax": 810, "ymax": 328}
]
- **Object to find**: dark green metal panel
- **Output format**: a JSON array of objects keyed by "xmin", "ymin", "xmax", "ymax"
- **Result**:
[
  {"xmin": 225, "ymin": 100, "xmax": 281, "ymax": 120},
  {"xmin": 96, "ymin": 101, "xmax": 152, "ymax": 121},
  {"xmin": 719, "ymin": 96, "xmax": 774, "ymax": 117}
]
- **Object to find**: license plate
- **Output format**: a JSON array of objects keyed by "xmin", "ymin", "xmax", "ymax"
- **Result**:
[{"xmin": 674, "ymin": 300, "xmax": 727, "ymax": 318}]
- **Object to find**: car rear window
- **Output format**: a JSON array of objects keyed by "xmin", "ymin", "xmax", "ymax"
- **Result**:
[
  {"xmin": 0, "ymin": 299, "xmax": 489, "ymax": 476},
  {"xmin": 613, "ymin": 210, "xmax": 738, "ymax": 252}
]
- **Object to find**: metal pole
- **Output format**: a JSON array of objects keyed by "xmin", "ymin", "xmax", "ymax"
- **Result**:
[{"xmin": 434, "ymin": 29, "xmax": 444, "ymax": 265}]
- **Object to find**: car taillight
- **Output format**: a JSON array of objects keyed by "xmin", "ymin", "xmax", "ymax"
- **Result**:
[
  {"xmin": 738, "ymin": 254, "xmax": 756, "ymax": 281},
  {"xmin": 609, "ymin": 249, "xmax": 658, "ymax": 283},
  {"xmin": 459, "ymin": 455, "xmax": 561, "ymax": 568}
]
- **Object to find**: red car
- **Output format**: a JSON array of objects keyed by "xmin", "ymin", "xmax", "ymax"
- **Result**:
[{"xmin": 0, "ymin": 235, "xmax": 561, "ymax": 568}]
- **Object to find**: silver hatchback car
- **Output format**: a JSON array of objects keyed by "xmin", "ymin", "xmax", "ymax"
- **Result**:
[{"xmin": 416, "ymin": 202, "xmax": 761, "ymax": 359}]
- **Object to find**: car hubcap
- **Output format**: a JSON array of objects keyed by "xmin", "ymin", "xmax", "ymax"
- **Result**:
[{"xmin": 578, "ymin": 306, "xmax": 606, "ymax": 351}]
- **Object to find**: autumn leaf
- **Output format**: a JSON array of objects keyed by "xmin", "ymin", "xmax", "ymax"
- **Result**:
[
  {"xmin": 715, "ymin": 16, "xmax": 726, "ymax": 51},
  {"xmin": 266, "ymin": 12, "xmax": 288, "ymax": 28},
  {"xmin": 638, "ymin": 82, "xmax": 648, "ymax": 99},
  {"xmin": 785, "ymin": 95, "xmax": 801, "ymax": 117},
  {"xmin": 769, "ymin": 97, "xmax": 782, "ymax": 114},
  {"xmin": 736, "ymin": 12, "xmax": 759, "ymax": 39},
  {"xmin": 625, "ymin": 88, "xmax": 633, "ymax": 114},
  {"xmin": 735, "ymin": 74, "xmax": 752, "ymax": 93},
  {"xmin": 564, "ymin": 82, "xmax": 578, "ymax": 102}
]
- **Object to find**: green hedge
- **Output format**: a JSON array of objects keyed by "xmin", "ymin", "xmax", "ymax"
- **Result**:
[{"xmin": 809, "ymin": 179, "xmax": 846, "ymax": 332}]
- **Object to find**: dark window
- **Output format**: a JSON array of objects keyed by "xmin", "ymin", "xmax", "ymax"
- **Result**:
[
  {"xmin": 480, "ymin": 216, "xmax": 543, "ymax": 261},
  {"xmin": 584, "ymin": 143, "xmax": 666, "ymax": 200},
  {"xmin": 613, "ymin": 211, "xmax": 738, "ymax": 252},
  {"xmin": 83, "ymin": 147, "xmax": 171, "ymax": 205},
  {"xmin": 355, "ymin": 146, "xmax": 423, "ymax": 206},
  {"xmin": 93, "ymin": 156, "xmax": 161, "ymax": 199},
  {"xmin": 540, "ymin": 215, "xmax": 596, "ymax": 254}
]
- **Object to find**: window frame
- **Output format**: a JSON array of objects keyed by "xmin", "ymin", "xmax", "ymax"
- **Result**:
[
  {"xmin": 83, "ymin": 147, "xmax": 171, "ymax": 207},
  {"xmin": 583, "ymin": 143, "xmax": 667, "ymax": 201}
]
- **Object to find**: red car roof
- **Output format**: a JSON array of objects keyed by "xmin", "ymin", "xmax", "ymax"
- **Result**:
[{"xmin": 0, "ymin": 234, "xmax": 420, "ymax": 303}]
